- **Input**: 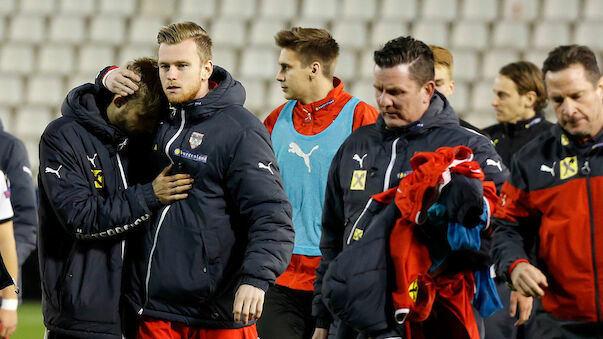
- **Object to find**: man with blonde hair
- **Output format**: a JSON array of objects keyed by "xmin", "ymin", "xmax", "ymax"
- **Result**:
[
  {"xmin": 102, "ymin": 21, "xmax": 295, "ymax": 339},
  {"xmin": 258, "ymin": 27, "xmax": 377, "ymax": 339},
  {"xmin": 429, "ymin": 45, "xmax": 487, "ymax": 137}
]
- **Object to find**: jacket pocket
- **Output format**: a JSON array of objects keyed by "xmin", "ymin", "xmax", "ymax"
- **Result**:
[
  {"xmin": 58, "ymin": 242, "xmax": 121, "ymax": 324},
  {"xmin": 147, "ymin": 224, "xmax": 211, "ymax": 306}
]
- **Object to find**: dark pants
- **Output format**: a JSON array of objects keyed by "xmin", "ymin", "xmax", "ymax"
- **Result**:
[
  {"xmin": 530, "ymin": 299, "xmax": 603, "ymax": 339},
  {"xmin": 257, "ymin": 284, "xmax": 315, "ymax": 339}
]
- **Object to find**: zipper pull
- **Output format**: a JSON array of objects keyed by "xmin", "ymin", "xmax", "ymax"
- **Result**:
[{"xmin": 581, "ymin": 159, "xmax": 591, "ymax": 175}]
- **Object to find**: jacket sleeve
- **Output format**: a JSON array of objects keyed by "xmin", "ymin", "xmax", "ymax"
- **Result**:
[
  {"xmin": 490, "ymin": 165, "xmax": 541, "ymax": 283},
  {"xmin": 312, "ymin": 146, "xmax": 346, "ymax": 328},
  {"xmin": 224, "ymin": 125, "xmax": 294, "ymax": 292},
  {"xmin": 3, "ymin": 138, "xmax": 37, "ymax": 265},
  {"xmin": 39, "ymin": 127, "xmax": 160, "ymax": 241},
  {"xmin": 468, "ymin": 135, "xmax": 509, "ymax": 194}
]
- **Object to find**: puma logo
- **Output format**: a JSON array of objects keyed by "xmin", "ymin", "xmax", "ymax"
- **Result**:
[
  {"xmin": 258, "ymin": 161, "xmax": 274, "ymax": 175},
  {"xmin": 87, "ymin": 153, "xmax": 98, "ymax": 167},
  {"xmin": 353, "ymin": 153, "xmax": 367, "ymax": 169},
  {"xmin": 288, "ymin": 142, "xmax": 319, "ymax": 173},
  {"xmin": 486, "ymin": 159, "xmax": 502, "ymax": 172},
  {"xmin": 540, "ymin": 163, "xmax": 555, "ymax": 176},
  {"xmin": 45, "ymin": 165, "xmax": 63, "ymax": 179}
]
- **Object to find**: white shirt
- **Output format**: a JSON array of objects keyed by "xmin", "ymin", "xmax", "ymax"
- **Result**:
[{"xmin": 0, "ymin": 170, "xmax": 13, "ymax": 221}]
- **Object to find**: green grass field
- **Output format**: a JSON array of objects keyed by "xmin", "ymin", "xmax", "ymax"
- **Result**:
[{"xmin": 13, "ymin": 302, "xmax": 44, "ymax": 339}]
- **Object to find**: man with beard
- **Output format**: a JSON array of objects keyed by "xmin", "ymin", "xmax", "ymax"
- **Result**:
[{"xmin": 102, "ymin": 22, "xmax": 294, "ymax": 339}]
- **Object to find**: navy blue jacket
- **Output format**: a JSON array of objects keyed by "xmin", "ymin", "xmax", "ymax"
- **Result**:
[
  {"xmin": 38, "ymin": 83, "xmax": 160, "ymax": 338},
  {"xmin": 313, "ymin": 92, "xmax": 509, "ymax": 333},
  {"xmin": 0, "ymin": 120, "xmax": 37, "ymax": 266},
  {"xmin": 122, "ymin": 66, "xmax": 294, "ymax": 328}
]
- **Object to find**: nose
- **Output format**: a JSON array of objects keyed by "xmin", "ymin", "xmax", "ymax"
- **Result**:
[
  {"xmin": 491, "ymin": 96, "xmax": 498, "ymax": 108},
  {"xmin": 276, "ymin": 71, "xmax": 284, "ymax": 82},
  {"xmin": 559, "ymin": 98, "xmax": 576, "ymax": 117},
  {"xmin": 166, "ymin": 66, "xmax": 177, "ymax": 80},
  {"xmin": 376, "ymin": 90, "xmax": 392, "ymax": 108}
]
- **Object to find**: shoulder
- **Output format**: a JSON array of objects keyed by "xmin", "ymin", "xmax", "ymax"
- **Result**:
[{"xmin": 263, "ymin": 102, "xmax": 288, "ymax": 132}]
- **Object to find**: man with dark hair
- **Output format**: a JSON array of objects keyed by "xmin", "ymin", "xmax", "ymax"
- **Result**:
[
  {"xmin": 312, "ymin": 36, "xmax": 508, "ymax": 338},
  {"xmin": 483, "ymin": 61, "xmax": 554, "ymax": 339},
  {"xmin": 257, "ymin": 27, "xmax": 378, "ymax": 339},
  {"xmin": 102, "ymin": 21, "xmax": 295, "ymax": 339},
  {"xmin": 491, "ymin": 44, "xmax": 603, "ymax": 338},
  {"xmin": 39, "ymin": 58, "xmax": 193, "ymax": 339}
]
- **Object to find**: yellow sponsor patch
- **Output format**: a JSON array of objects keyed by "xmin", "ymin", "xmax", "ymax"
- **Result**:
[
  {"xmin": 91, "ymin": 169, "xmax": 104, "ymax": 189},
  {"xmin": 561, "ymin": 134, "xmax": 570, "ymax": 146},
  {"xmin": 350, "ymin": 170, "xmax": 367, "ymax": 190},
  {"xmin": 493, "ymin": 139, "xmax": 499, "ymax": 146},
  {"xmin": 153, "ymin": 144, "xmax": 158, "ymax": 151},
  {"xmin": 352, "ymin": 228, "xmax": 364, "ymax": 241},
  {"xmin": 408, "ymin": 279, "xmax": 419, "ymax": 302},
  {"xmin": 559, "ymin": 156, "xmax": 578, "ymax": 180}
]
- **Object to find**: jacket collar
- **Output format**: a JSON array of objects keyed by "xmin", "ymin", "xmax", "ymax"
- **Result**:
[{"xmin": 377, "ymin": 91, "xmax": 459, "ymax": 140}]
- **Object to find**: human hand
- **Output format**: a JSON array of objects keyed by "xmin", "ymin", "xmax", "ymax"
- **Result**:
[
  {"xmin": 105, "ymin": 64, "xmax": 140, "ymax": 96},
  {"xmin": 0, "ymin": 308, "xmax": 17, "ymax": 338},
  {"xmin": 510, "ymin": 262, "xmax": 548, "ymax": 298},
  {"xmin": 233, "ymin": 284, "xmax": 264, "ymax": 325},
  {"xmin": 311, "ymin": 327, "xmax": 328, "ymax": 339},
  {"xmin": 152, "ymin": 165, "xmax": 193, "ymax": 205},
  {"xmin": 509, "ymin": 290, "xmax": 533, "ymax": 326}
]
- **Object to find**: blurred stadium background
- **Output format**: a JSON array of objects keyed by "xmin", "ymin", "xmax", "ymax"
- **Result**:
[{"xmin": 1, "ymin": 0, "xmax": 602, "ymax": 337}]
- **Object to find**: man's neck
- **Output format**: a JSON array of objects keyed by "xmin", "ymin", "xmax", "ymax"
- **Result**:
[{"xmin": 298, "ymin": 77, "xmax": 334, "ymax": 105}]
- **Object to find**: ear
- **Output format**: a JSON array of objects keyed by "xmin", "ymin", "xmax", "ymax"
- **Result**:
[
  {"xmin": 449, "ymin": 79, "xmax": 455, "ymax": 96},
  {"xmin": 523, "ymin": 91, "xmax": 537, "ymax": 109},
  {"xmin": 201, "ymin": 59, "xmax": 213, "ymax": 81},
  {"xmin": 113, "ymin": 95, "xmax": 128, "ymax": 108},
  {"xmin": 597, "ymin": 75, "xmax": 603, "ymax": 97},
  {"xmin": 309, "ymin": 61, "xmax": 320, "ymax": 79},
  {"xmin": 422, "ymin": 81, "xmax": 436, "ymax": 103}
]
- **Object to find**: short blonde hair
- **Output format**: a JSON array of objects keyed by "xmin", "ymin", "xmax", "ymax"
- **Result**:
[
  {"xmin": 429, "ymin": 45, "xmax": 453, "ymax": 77},
  {"xmin": 157, "ymin": 21, "xmax": 212, "ymax": 63}
]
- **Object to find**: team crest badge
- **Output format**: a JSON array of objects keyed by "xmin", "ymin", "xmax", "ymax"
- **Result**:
[
  {"xmin": 350, "ymin": 170, "xmax": 367, "ymax": 190},
  {"xmin": 91, "ymin": 169, "xmax": 104, "ymax": 189},
  {"xmin": 559, "ymin": 156, "xmax": 578, "ymax": 180},
  {"xmin": 408, "ymin": 279, "xmax": 419, "ymax": 302},
  {"xmin": 189, "ymin": 132, "xmax": 204, "ymax": 149}
]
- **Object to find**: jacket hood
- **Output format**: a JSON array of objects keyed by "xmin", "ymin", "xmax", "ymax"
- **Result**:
[
  {"xmin": 61, "ymin": 83, "xmax": 126, "ymax": 147},
  {"xmin": 168, "ymin": 66, "xmax": 246, "ymax": 122},
  {"xmin": 377, "ymin": 91, "xmax": 459, "ymax": 139}
]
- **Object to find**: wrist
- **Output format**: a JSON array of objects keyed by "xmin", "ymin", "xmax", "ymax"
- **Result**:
[{"xmin": 1, "ymin": 298, "xmax": 18, "ymax": 311}]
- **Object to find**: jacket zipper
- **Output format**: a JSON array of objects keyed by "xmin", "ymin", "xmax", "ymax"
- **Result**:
[
  {"xmin": 116, "ymin": 153, "xmax": 128, "ymax": 260},
  {"xmin": 164, "ymin": 109, "xmax": 187, "ymax": 163},
  {"xmin": 383, "ymin": 137, "xmax": 400, "ymax": 191},
  {"xmin": 584, "ymin": 159, "xmax": 600, "ymax": 321},
  {"xmin": 139, "ymin": 109, "xmax": 186, "ymax": 315}
]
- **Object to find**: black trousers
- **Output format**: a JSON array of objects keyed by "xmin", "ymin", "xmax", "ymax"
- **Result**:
[{"xmin": 257, "ymin": 284, "xmax": 315, "ymax": 339}]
